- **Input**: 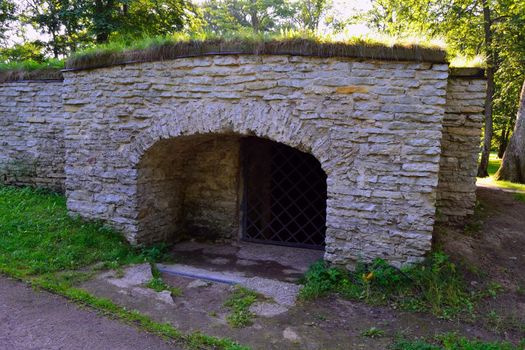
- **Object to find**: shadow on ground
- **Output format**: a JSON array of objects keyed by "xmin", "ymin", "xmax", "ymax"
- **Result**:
[{"xmin": 81, "ymin": 186, "xmax": 525, "ymax": 349}]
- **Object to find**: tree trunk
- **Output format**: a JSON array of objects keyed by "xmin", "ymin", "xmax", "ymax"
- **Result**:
[
  {"xmin": 495, "ymin": 79, "xmax": 525, "ymax": 183},
  {"xmin": 497, "ymin": 121, "xmax": 510, "ymax": 158},
  {"xmin": 94, "ymin": 0, "xmax": 111, "ymax": 44},
  {"xmin": 477, "ymin": 0, "xmax": 495, "ymax": 178}
]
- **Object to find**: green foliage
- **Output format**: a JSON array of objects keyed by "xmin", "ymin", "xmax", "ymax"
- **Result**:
[
  {"xmin": 0, "ymin": 185, "xmax": 248, "ymax": 350},
  {"xmin": 393, "ymin": 338, "xmax": 442, "ymax": 350},
  {"xmin": 361, "ymin": 327, "xmax": 385, "ymax": 338},
  {"xmin": 200, "ymin": 0, "xmax": 296, "ymax": 34},
  {"xmin": 477, "ymin": 153, "xmax": 525, "ymax": 203},
  {"xmin": 0, "ymin": 186, "xmax": 145, "ymax": 276},
  {"xmin": 0, "ymin": 58, "xmax": 64, "ymax": 72},
  {"xmin": 65, "ymin": 29, "xmax": 446, "ymax": 71},
  {"xmin": 0, "ymin": 42, "xmax": 48, "ymax": 63},
  {"xmin": 24, "ymin": 0, "xmax": 91, "ymax": 57},
  {"xmin": 300, "ymin": 253, "xmax": 475, "ymax": 319},
  {"xmin": 145, "ymin": 277, "xmax": 183, "ymax": 297},
  {"xmin": 392, "ymin": 333, "xmax": 523, "ymax": 350},
  {"xmin": 357, "ymin": 0, "xmax": 525, "ymax": 158},
  {"xmin": 224, "ymin": 286, "xmax": 258, "ymax": 328},
  {"xmin": 0, "ymin": 0, "xmax": 16, "ymax": 42},
  {"xmin": 32, "ymin": 278, "xmax": 248, "ymax": 350}
]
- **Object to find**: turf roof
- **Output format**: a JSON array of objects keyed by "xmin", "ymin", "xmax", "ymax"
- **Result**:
[{"xmin": 64, "ymin": 37, "xmax": 448, "ymax": 72}]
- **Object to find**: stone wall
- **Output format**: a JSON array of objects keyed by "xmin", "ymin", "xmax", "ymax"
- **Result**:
[
  {"xmin": 436, "ymin": 69, "xmax": 486, "ymax": 224},
  {"xmin": 137, "ymin": 135, "xmax": 240, "ymax": 244},
  {"xmin": 0, "ymin": 55, "xmax": 486, "ymax": 268},
  {"xmin": 62, "ymin": 55, "xmax": 453, "ymax": 267},
  {"xmin": 0, "ymin": 80, "xmax": 65, "ymax": 192}
]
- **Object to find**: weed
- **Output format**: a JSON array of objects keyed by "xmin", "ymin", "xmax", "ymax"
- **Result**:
[
  {"xmin": 224, "ymin": 286, "xmax": 258, "ymax": 328},
  {"xmin": 145, "ymin": 277, "xmax": 183, "ymax": 297},
  {"xmin": 115, "ymin": 268, "xmax": 125, "ymax": 279},
  {"xmin": 300, "ymin": 252, "xmax": 475, "ymax": 319},
  {"xmin": 392, "ymin": 332, "xmax": 522, "ymax": 350},
  {"xmin": 392, "ymin": 337, "xmax": 441, "ymax": 350},
  {"xmin": 361, "ymin": 327, "xmax": 385, "ymax": 338},
  {"xmin": 140, "ymin": 244, "xmax": 172, "ymax": 263}
]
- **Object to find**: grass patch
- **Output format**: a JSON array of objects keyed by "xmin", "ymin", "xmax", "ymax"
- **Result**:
[
  {"xmin": 0, "ymin": 59, "xmax": 64, "ymax": 82},
  {"xmin": 145, "ymin": 277, "xmax": 183, "ymax": 297},
  {"xmin": 477, "ymin": 153, "xmax": 525, "ymax": 203},
  {"xmin": 31, "ymin": 275, "xmax": 248, "ymax": 350},
  {"xmin": 299, "ymin": 252, "xmax": 475, "ymax": 319},
  {"xmin": 224, "ymin": 286, "xmax": 258, "ymax": 328},
  {"xmin": 65, "ymin": 30, "xmax": 447, "ymax": 71},
  {"xmin": 0, "ymin": 185, "xmax": 247, "ymax": 350},
  {"xmin": 392, "ymin": 333, "xmax": 524, "ymax": 350},
  {"xmin": 361, "ymin": 326, "xmax": 386, "ymax": 338},
  {"xmin": 0, "ymin": 186, "xmax": 145, "ymax": 276},
  {"xmin": 145, "ymin": 264, "xmax": 183, "ymax": 296},
  {"xmin": 0, "ymin": 59, "xmax": 64, "ymax": 71}
]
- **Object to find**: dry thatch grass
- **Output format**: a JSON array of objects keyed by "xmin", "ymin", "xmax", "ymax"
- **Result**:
[
  {"xmin": 65, "ymin": 37, "xmax": 447, "ymax": 71},
  {"xmin": 0, "ymin": 68, "xmax": 63, "ymax": 83},
  {"xmin": 0, "ymin": 58, "xmax": 64, "ymax": 82}
]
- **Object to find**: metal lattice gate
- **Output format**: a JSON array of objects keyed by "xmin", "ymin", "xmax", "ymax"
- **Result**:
[{"xmin": 241, "ymin": 137, "xmax": 327, "ymax": 250}]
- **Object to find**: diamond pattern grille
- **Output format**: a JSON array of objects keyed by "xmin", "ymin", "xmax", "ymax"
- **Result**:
[{"xmin": 241, "ymin": 137, "xmax": 327, "ymax": 250}]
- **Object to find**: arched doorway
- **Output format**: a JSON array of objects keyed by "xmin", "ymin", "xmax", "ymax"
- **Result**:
[
  {"xmin": 136, "ymin": 134, "xmax": 327, "ymax": 250},
  {"xmin": 241, "ymin": 137, "xmax": 326, "ymax": 250}
]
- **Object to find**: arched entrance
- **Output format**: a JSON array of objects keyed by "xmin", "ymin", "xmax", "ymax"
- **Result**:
[
  {"xmin": 241, "ymin": 137, "xmax": 326, "ymax": 249},
  {"xmin": 136, "ymin": 134, "xmax": 327, "ymax": 250}
]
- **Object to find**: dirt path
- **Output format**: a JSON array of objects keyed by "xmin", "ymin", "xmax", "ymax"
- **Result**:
[
  {"xmin": 436, "ymin": 186, "xmax": 525, "ymax": 339},
  {"xmin": 0, "ymin": 276, "xmax": 181, "ymax": 350}
]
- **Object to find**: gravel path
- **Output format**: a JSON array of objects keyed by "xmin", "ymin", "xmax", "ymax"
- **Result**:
[{"xmin": 0, "ymin": 276, "xmax": 181, "ymax": 350}]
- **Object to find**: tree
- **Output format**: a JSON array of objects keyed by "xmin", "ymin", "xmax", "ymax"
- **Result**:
[
  {"xmin": 117, "ymin": 0, "xmax": 190, "ymax": 39},
  {"xmin": 201, "ymin": 0, "xmax": 295, "ymax": 33},
  {"xmin": 25, "ymin": 0, "xmax": 89, "ymax": 57},
  {"xmin": 358, "ymin": 0, "xmax": 525, "ymax": 178},
  {"xmin": 0, "ymin": 0, "xmax": 16, "ymax": 44},
  {"xmin": 0, "ymin": 41, "xmax": 46, "ymax": 62},
  {"xmin": 476, "ymin": 0, "xmax": 495, "ymax": 177},
  {"xmin": 291, "ymin": 0, "xmax": 331, "ymax": 31},
  {"xmin": 495, "ymin": 79, "xmax": 525, "ymax": 183}
]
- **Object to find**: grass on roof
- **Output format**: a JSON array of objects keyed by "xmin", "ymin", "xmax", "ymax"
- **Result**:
[
  {"xmin": 65, "ymin": 30, "xmax": 448, "ymax": 70},
  {"xmin": 449, "ymin": 54, "xmax": 486, "ymax": 68},
  {"xmin": 0, "ymin": 59, "xmax": 64, "ymax": 82},
  {"xmin": 1, "ymin": 30, "xmax": 485, "ymax": 77}
]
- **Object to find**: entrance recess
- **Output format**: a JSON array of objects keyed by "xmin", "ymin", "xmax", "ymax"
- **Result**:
[{"xmin": 241, "ymin": 137, "xmax": 327, "ymax": 250}]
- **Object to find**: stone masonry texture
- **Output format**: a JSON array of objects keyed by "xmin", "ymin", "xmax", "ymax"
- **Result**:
[
  {"xmin": 437, "ymin": 75, "xmax": 485, "ymax": 224},
  {"xmin": 0, "ymin": 55, "xmax": 486, "ymax": 268},
  {"xmin": 0, "ymin": 80, "xmax": 65, "ymax": 192}
]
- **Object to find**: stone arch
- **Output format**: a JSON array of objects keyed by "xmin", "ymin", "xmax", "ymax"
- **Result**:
[
  {"xmin": 133, "ymin": 131, "xmax": 330, "ymax": 247},
  {"xmin": 125, "ymin": 101, "xmax": 335, "ymax": 176}
]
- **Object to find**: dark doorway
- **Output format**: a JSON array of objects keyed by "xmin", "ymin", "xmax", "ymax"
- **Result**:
[{"xmin": 241, "ymin": 137, "xmax": 327, "ymax": 250}]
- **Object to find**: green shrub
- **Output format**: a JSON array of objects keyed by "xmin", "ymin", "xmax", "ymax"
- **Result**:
[
  {"xmin": 392, "ymin": 333, "xmax": 523, "ymax": 350},
  {"xmin": 224, "ymin": 286, "xmax": 258, "ymax": 328},
  {"xmin": 300, "ymin": 252, "xmax": 474, "ymax": 318}
]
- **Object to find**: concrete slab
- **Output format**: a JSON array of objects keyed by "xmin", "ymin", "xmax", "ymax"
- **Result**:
[{"xmin": 169, "ymin": 241, "xmax": 323, "ymax": 282}]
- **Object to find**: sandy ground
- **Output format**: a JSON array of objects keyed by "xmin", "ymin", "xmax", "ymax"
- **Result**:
[{"xmin": 0, "ymin": 276, "xmax": 181, "ymax": 350}]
